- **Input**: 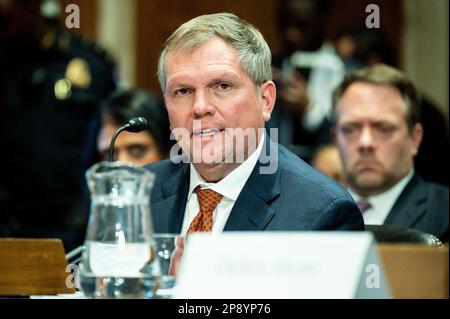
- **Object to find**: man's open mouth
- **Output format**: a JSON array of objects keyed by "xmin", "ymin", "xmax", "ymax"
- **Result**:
[{"xmin": 192, "ymin": 128, "xmax": 223, "ymax": 137}]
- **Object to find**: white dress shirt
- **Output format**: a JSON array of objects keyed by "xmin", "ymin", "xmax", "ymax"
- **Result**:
[
  {"xmin": 349, "ymin": 170, "xmax": 414, "ymax": 225},
  {"xmin": 180, "ymin": 134, "xmax": 265, "ymax": 235}
]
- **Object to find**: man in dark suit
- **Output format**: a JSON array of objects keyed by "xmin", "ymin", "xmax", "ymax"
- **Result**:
[
  {"xmin": 333, "ymin": 64, "xmax": 448, "ymax": 242},
  {"xmin": 145, "ymin": 13, "xmax": 363, "ymax": 236}
]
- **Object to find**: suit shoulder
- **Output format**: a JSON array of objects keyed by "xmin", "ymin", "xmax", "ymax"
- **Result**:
[
  {"xmin": 424, "ymin": 180, "xmax": 449, "ymax": 202},
  {"xmin": 277, "ymin": 144, "xmax": 353, "ymax": 201},
  {"xmin": 412, "ymin": 174, "xmax": 449, "ymax": 200},
  {"xmin": 145, "ymin": 158, "xmax": 177, "ymax": 175},
  {"xmin": 426, "ymin": 181, "xmax": 449, "ymax": 193},
  {"xmin": 269, "ymin": 144, "xmax": 363, "ymax": 230},
  {"xmin": 144, "ymin": 156, "xmax": 187, "ymax": 179}
]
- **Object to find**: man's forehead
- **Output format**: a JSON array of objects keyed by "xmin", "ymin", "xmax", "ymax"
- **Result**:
[
  {"xmin": 338, "ymin": 82, "xmax": 406, "ymax": 111},
  {"xmin": 167, "ymin": 37, "xmax": 237, "ymax": 61},
  {"xmin": 337, "ymin": 99, "xmax": 404, "ymax": 117},
  {"xmin": 342, "ymin": 82, "xmax": 404, "ymax": 101},
  {"xmin": 167, "ymin": 64, "xmax": 241, "ymax": 80},
  {"xmin": 338, "ymin": 114, "xmax": 400, "ymax": 124},
  {"xmin": 165, "ymin": 47, "xmax": 242, "ymax": 84}
]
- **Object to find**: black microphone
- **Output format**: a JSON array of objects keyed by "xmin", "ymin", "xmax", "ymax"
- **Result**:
[{"xmin": 108, "ymin": 117, "xmax": 148, "ymax": 161}]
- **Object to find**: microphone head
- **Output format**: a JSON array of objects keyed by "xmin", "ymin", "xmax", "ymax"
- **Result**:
[{"xmin": 125, "ymin": 117, "xmax": 148, "ymax": 132}]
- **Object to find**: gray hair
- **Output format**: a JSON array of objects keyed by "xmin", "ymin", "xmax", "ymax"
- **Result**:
[{"xmin": 157, "ymin": 12, "xmax": 272, "ymax": 92}]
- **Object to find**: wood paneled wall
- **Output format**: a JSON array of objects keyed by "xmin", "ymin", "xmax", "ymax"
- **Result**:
[
  {"xmin": 328, "ymin": 0, "xmax": 402, "ymax": 66},
  {"xmin": 135, "ymin": 0, "xmax": 401, "ymax": 94},
  {"xmin": 60, "ymin": 0, "xmax": 402, "ymax": 95},
  {"xmin": 136, "ymin": 0, "xmax": 279, "ymax": 94}
]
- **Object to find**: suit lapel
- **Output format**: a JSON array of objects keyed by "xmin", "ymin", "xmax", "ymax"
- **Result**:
[
  {"xmin": 152, "ymin": 135, "xmax": 281, "ymax": 232},
  {"xmin": 224, "ymin": 136, "xmax": 280, "ymax": 231},
  {"xmin": 151, "ymin": 163, "xmax": 190, "ymax": 233},
  {"xmin": 384, "ymin": 173, "xmax": 427, "ymax": 227}
]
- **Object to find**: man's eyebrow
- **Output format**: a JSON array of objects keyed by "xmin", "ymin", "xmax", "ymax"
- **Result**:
[
  {"xmin": 167, "ymin": 71, "xmax": 241, "ymax": 87},
  {"xmin": 124, "ymin": 143, "xmax": 148, "ymax": 149},
  {"xmin": 372, "ymin": 120, "xmax": 397, "ymax": 126},
  {"xmin": 166, "ymin": 80, "xmax": 192, "ymax": 90},
  {"xmin": 210, "ymin": 71, "xmax": 241, "ymax": 80},
  {"xmin": 339, "ymin": 119, "xmax": 397, "ymax": 126},
  {"xmin": 339, "ymin": 119, "xmax": 360, "ymax": 125},
  {"xmin": 208, "ymin": 74, "xmax": 240, "ymax": 84}
]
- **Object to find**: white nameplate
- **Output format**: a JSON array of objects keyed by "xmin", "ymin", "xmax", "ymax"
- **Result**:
[{"xmin": 174, "ymin": 232, "xmax": 390, "ymax": 299}]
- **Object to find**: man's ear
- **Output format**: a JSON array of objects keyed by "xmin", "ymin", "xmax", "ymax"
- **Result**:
[
  {"xmin": 411, "ymin": 123, "xmax": 424, "ymax": 157},
  {"xmin": 260, "ymin": 81, "xmax": 276, "ymax": 122}
]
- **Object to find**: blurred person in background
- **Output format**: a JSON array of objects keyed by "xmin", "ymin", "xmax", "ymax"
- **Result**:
[
  {"xmin": 311, "ymin": 143, "xmax": 347, "ymax": 187},
  {"xmin": 333, "ymin": 64, "xmax": 448, "ymax": 242},
  {"xmin": 333, "ymin": 28, "xmax": 449, "ymax": 186},
  {"xmin": 97, "ymin": 89, "xmax": 172, "ymax": 165},
  {"xmin": 334, "ymin": 28, "xmax": 395, "ymax": 72},
  {"xmin": 0, "ymin": 0, "xmax": 116, "ymax": 251},
  {"xmin": 267, "ymin": 0, "xmax": 343, "ymax": 163}
]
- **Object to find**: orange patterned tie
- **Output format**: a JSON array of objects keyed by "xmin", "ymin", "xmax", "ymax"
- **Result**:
[{"xmin": 187, "ymin": 186, "xmax": 223, "ymax": 234}]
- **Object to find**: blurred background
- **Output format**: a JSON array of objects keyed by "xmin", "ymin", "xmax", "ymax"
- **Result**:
[
  {"xmin": 0, "ymin": 0, "xmax": 448, "ymax": 251},
  {"xmin": 63, "ymin": 0, "xmax": 448, "ymax": 119}
]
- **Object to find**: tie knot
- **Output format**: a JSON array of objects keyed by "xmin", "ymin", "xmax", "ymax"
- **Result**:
[
  {"xmin": 357, "ymin": 200, "xmax": 372, "ymax": 213},
  {"xmin": 194, "ymin": 186, "xmax": 223, "ymax": 213}
]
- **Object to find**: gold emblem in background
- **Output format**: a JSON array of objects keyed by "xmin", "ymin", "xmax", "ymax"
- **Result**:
[
  {"xmin": 40, "ymin": 31, "xmax": 55, "ymax": 50},
  {"xmin": 54, "ymin": 79, "xmax": 72, "ymax": 100},
  {"xmin": 65, "ymin": 58, "xmax": 92, "ymax": 88}
]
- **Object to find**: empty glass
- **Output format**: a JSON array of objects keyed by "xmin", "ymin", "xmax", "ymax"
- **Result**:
[
  {"xmin": 78, "ymin": 161, "xmax": 160, "ymax": 298},
  {"xmin": 153, "ymin": 234, "xmax": 178, "ymax": 296}
]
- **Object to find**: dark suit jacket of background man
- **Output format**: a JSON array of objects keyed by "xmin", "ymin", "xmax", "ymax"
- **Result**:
[
  {"xmin": 384, "ymin": 173, "xmax": 449, "ymax": 242},
  {"xmin": 145, "ymin": 136, "xmax": 364, "ymax": 233}
]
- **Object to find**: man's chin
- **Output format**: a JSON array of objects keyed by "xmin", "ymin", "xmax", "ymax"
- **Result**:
[
  {"xmin": 192, "ymin": 160, "xmax": 238, "ymax": 183},
  {"xmin": 194, "ymin": 161, "xmax": 223, "ymax": 170},
  {"xmin": 188, "ymin": 149, "xmax": 225, "ymax": 165},
  {"xmin": 351, "ymin": 173, "xmax": 385, "ymax": 194}
]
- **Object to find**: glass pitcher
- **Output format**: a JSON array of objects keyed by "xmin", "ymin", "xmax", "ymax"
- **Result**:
[{"xmin": 79, "ymin": 161, "xmax": 160, "ymax": 298}]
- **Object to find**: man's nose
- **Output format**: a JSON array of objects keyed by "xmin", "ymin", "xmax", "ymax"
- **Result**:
[
  {"xmin": 358, "ymin": 127, "xmax": 375, "ymax": 151},
  {"xmin": 192, "ymin": 90, "xmax": 215, "ymax": 118}
]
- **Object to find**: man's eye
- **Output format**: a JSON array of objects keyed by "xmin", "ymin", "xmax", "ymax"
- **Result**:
[
  {"xmin": 174, "ymin": 88, "xmax": 191, "ymax": 96},
  {"xmin": 377, "ymin": 125, "xmax": 394, "ymax": 134},
  {"xmin": 128, "ymin": 145, "xmax": 149, "ymax": 158},
  {"xmin": 216, "ymin": 82, "xmax": 232, "ymax": 91},
  {"xmin": 340, "ymin": 126, "xmax": 356, "ymax": 135}
]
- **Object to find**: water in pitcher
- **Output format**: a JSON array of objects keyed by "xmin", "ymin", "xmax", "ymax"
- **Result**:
[
  {"xmin": 79, "ymin": 161, "xmax": 161, "ymax": 298},
  {"xmin": 79, "ymin": 241, "xmax": 160, "ymax": 298}
]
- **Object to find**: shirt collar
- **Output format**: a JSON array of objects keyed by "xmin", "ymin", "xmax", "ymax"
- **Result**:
[
  {"xmin": 349, "ymin": 169, "xmax": 415, "ymax": 213},
  {"xmin": 188, "ymin": 133, "xmax": 265, "ymax": 201}
]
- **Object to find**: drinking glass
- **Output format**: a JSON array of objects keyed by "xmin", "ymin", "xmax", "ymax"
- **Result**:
[{"xmin": 153, "ymin": 233, "xmax": 179, "ymax": 298}]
